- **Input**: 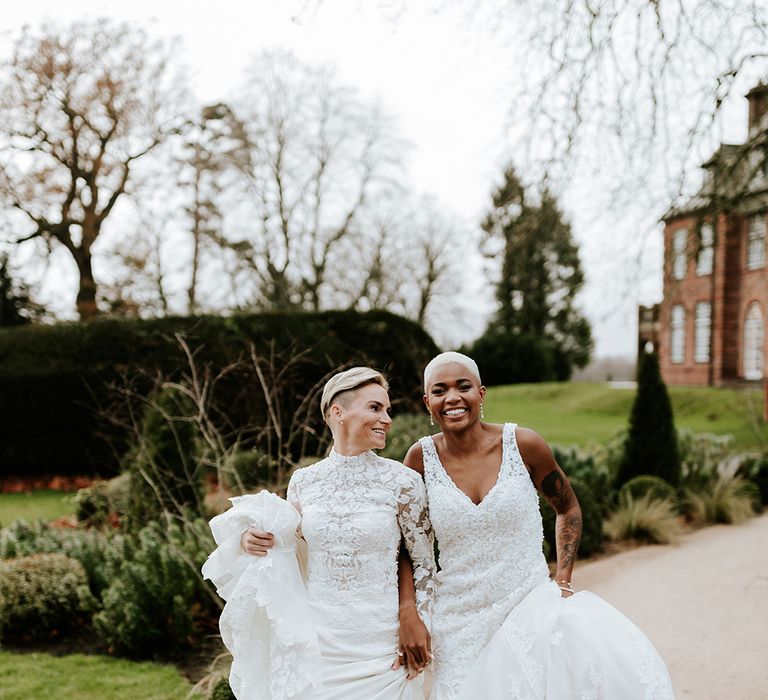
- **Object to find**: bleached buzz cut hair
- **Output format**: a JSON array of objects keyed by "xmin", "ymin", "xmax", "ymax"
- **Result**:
[
  {"xmin": 423, "ymin": 351, "xmax": 482, "ymax": 392},
  {"xmin": 320, "ymin": 367, "xmax": 389, "ymax": 423}
]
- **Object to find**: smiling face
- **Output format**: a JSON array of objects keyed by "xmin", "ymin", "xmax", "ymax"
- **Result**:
[
  {"xmin": 424, "ymin": 361, "xmax": 486, "ymax": 430},
  {"xmin": 331, "ymin": 382, "xmax": 393, "ymax": 452}
]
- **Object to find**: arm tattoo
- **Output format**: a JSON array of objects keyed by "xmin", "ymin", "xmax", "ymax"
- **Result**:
[
  {"xmin": 541, "ymin": 468, "xmax": 573, "ymax": 513},
  {"xmin": 541, "ymin": 469, "xmax": 564, "ymax": 500},
  {"xmin": 558, "ymin": 512, "xmax": 582, "ymax": 570},
  {"xmin": 541, "ymin": 468, "xmax": 582, "ymax": 571}
]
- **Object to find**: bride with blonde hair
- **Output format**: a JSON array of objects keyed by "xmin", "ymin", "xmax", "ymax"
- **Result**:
[{"xmin": 204, "ymin": 367, "xmax": 435, "ymax": 699}]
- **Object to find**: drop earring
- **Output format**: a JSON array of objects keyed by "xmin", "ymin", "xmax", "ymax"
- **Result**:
[
  {"xmin": 480, "ymin": 402, "xmax": 485, "ymax": 419},
  {"xmin": 429, "ymin": 413, "xmax": 434, "ymax": 426}
]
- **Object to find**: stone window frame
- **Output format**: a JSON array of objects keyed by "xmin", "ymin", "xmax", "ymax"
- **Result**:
[
  {"xmin": 747, "ymin": 213, "xmax": 766, "ymax": 271},
  {"xmin": 694, "ymin": 301, "xmax": 712, "ymax": 363},
  {"xmin": 743, "ymin": 302, "xmax": 764, "ymax": 380},
  {"xmin": 696, "ymin": 223, "xmax": 714, "ymax": 277},
  {"xmin": 670, "ymin": 304, "xmax": 686, "ymax": 364},
  {"xmin": 672, "ymin": 228, "xmax": 687, "ymax": 280}
]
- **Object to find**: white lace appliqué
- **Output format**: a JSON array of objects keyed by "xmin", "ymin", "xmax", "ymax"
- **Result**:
[{"xmin": 288, "ymin": 450, "xmax": 435, "ymax": 635}]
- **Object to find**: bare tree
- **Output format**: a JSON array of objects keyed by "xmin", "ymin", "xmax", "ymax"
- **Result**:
[
  {"xmin": 226, "ymin": 50, "xmax": 405, "ymax": 311},
  {"xmin": 100, "ymin": 210, "xmax": 172, "ymax": 318},
  {"xmin": 346, "ymin": 195, "xmax": 467, "ymax": 337},
  {"xmin": 0, "ymin": 19, "xmax": 188, "ymax": 318},
  {"xmin": 177, "ymin": 103, "xmax": 247, "ymax": 314}
]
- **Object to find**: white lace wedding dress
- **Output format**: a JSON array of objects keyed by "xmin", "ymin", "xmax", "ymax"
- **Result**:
[
  {"xmin": 420, "ymin": 423, "xmax": 675, "ymax": 700},
  {"xmin": 287, "ymin": 448, "xmax": 436, "ymax": 699}
]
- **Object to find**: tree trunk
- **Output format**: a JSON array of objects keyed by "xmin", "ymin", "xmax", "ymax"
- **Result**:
[{"xmin": 75, "ymin": 251, "xmax": 99, "ymax": 319}]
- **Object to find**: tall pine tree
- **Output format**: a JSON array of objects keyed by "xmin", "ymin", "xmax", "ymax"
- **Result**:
[
  {"xmin": 478, "ymin": 167, "xmax": 592, "ymax": 380},
  {"xmin": 616, "ymin": 350, "xmax": 681, "ymax": 488}
]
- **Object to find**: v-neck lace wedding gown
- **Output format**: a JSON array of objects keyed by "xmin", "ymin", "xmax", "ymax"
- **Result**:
[
  {"xmin": 420, "ymin": 423, "xmax": 674, "ymax": 700},
  {"xmin": 286, "ymin": 448, "xmax": 436, "ymax": 699}
]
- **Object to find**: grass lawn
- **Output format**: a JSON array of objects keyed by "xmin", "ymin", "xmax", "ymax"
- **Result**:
[
  {"xmin": 0, "ymin": 651, "xmax": 193, "ymax": 700},
  {"xmin": 0, "ymin": 490, "xmax": 75, "ymax": 527},
  {"xmin": 485, "ymin": 382, "xmax": 766, "ymax": 451}
]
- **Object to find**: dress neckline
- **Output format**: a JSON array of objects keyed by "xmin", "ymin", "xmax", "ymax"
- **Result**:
[
  {"xmin": 426, "ymin": 423, "xmax": 510, "ymax": 508},
  {"xmin": 327, "ymin": 447, "xmax": 378, "ymax": 466}
]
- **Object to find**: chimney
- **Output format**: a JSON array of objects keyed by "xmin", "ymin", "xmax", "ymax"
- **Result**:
[{"xmin": 746, "ymin": 83, "xmax": 768, "ymax": 137}]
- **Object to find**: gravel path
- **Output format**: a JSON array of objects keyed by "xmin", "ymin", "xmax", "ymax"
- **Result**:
[{"xmin": 574, "ymin": 513, "xmax": 768, "ymax": 699}]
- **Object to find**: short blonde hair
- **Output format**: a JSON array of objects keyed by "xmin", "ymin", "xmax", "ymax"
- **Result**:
[
  {"xmin": 423, "ymin": 351, "xmax": 481, "ymax": 391},
  {"xmin": 320, "ymin": 367, "xmax": 389, "ymax": 422}
]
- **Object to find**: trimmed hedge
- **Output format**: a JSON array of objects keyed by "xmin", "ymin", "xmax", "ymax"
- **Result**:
[
  {"xmin": 0, "ymin": 553, "xmax": 95, "ymax": 640},
  {"xmin": 0, "ymin": 310, "xmax": 438, "ymax": 477}
]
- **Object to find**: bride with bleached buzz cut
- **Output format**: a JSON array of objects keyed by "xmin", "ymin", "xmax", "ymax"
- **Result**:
[{"xmin": 397, "ymin": 351, "xmax": 675, "ymax": 700}]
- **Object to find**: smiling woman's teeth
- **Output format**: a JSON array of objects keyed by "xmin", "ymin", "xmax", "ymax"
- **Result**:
[{"xmin": 445, "ymin": 409, "xmax": 466, "ymax": 416}]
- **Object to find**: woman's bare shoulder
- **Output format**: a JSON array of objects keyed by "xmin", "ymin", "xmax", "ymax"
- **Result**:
[{"xmin": 403, "ymin": 441, "xmax": 425, "ymax": 476}]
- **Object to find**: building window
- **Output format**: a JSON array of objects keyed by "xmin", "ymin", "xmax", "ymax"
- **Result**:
[
  {"xmin": 672, "ymin": 229, "xmax": 687, "ymax": 280},
  {"xmin": 694, "ymin": 302, "xmax": 711, "ymax": 362},
  {"xmin": 670, "ymin": 305, "xmax": 685, "ymax": 363},
  {"xmin": 696, "ymin": 223, "xmax": 714, "ymax": 276},
  {"xmin": 747, "ymin": 214, "xmax": 766, "ymax": 270},
  {"xmin": 744, "ymin": 303, "xmax": 764, "ymax": 380}
]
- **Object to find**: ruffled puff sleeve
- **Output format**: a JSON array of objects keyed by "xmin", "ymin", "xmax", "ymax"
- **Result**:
[{"xmin": 396, "ymin": 470, "xmax": 436, "ymax": 626}]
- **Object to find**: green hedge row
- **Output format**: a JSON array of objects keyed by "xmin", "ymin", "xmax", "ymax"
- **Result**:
[{"xmin": 0, "ymin": 310, "xmax": 438, "ymax": 477}]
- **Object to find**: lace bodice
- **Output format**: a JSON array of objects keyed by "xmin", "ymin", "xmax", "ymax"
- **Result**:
[
  {"xmin": 287, "ymin": 449, "xmax": 435, "ymax": 647},
  {"xmin": 420, "ymin": 423, "xmax": 549, "ymax": 699}
]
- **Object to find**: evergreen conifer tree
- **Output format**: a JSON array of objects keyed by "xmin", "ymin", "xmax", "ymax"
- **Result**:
[
  {"xmin": 477, "ymin": 167, "xmax": 593, "ymax": 381},
  {"xmin": 616, "ymin": 350, "xmax": 681, "ymax": 488}
]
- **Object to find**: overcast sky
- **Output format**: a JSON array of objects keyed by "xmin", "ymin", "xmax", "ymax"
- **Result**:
[{"xmin": 0, "ymin": 1, "xmax": 755, "ymax": 357}]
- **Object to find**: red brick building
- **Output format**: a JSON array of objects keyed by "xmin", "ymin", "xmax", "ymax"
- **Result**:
[{"xmin": 658, "ymin": 84, "xmax": 768, "ymax": 386}]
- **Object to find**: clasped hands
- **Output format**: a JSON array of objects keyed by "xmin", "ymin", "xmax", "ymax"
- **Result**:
[{"xmin": 240, "ymin": 526, "xmax": 432, "ymax": 680}]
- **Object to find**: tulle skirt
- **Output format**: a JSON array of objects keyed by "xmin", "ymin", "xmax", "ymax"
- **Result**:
[{"xmin": 455, "ymin": 580, "xmax": 675, "ymax": 700}]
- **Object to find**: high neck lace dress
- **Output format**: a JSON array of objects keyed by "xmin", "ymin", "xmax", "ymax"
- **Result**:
[
  {"xmin": 287, "ymin": 448, "xmax": 436, "ymax": 699},
  {"xmin": 420, "ymin": 423, "xmax": 674, "ymax": 700}
]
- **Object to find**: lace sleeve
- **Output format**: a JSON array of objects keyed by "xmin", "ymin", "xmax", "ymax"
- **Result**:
[
  {"xmin": 286, "ymin": 472, "xmax": 302, "ymax": 513},
  {"xmin": 286, "ymin": 472, "xmax": 304, "ymax": 538},
  {"xmin": 397, "ymin": 470, "xmax": 436, "ymax": 624}
]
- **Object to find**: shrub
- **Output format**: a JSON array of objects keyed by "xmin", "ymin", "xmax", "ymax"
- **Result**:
[
  {"xmin": 586, "ymin": 430, "xmax": 626, "ymax": 485},
  {"xmin": 74, "ymin": 481, "xmax": 111, "ymax": 527},
  {"xmin": 618, "ymin": 475, "xmax": 678, "ymax": 507},
  {"xmin": 379, "ymin": 413, "xmax": 434, "ymax": 462},
  {"xmin": 604, "ymin": 494, "xmax": 682, "ymax": 544},
  {"xmin": 0, "ymin": 520, "xmax": 117, "ymax": 599},
  {"xmin": 684, "ymin": 477, "xmax": 755, "ymax": 525},
  {"xmin": 552, "ymin": 446, "xmax": 615, "ymax": 518},
  {"xmin": 677, "ymin": 429, "xmax": 732, "ymax": 492},
  {"xmin": 616, "ymin": 351, "xmax": 680, "ymax": 489},
  {"xmin": 540, "ymin": 476, "xmax": 603, "ymax": 560},
  {"xmin": 735, "ymin": 453, "xmax": 768, "ymax": 505},
  {"xmin": 738, "ymin": 480, "xmax": 763, "ymax": 513},
  {"xmin": 0, "ymin": 553, "xmax": 95, "ymax": 639},
  {"xmin": 222, "ymin": 449, "xmax": 278, "ymax": 494},
  {"xmin": 125, "ymin": 386, "xmax": 205, "ymax": 525},
  {"xmin": 210, "ymin": 676, "xmax": 236, "ymax": 700},
  {"xmin": 93, "ymin": 516, "xmax": 218, "ymax": 656}
]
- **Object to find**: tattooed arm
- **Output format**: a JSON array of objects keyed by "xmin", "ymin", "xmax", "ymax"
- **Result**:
[{"xmin": 516, "ymin": 427, "xmax": 582, "ymax": 595}]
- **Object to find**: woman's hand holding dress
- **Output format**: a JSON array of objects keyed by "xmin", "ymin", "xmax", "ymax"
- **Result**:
[{"xmin": 241, "ymin": 526, "xmax": 274, "ymax": 555}]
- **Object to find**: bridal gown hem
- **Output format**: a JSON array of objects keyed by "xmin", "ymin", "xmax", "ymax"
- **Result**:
[{"xmin": 420, "ymin": 423, "xmax": 675, "ymax": 700}]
